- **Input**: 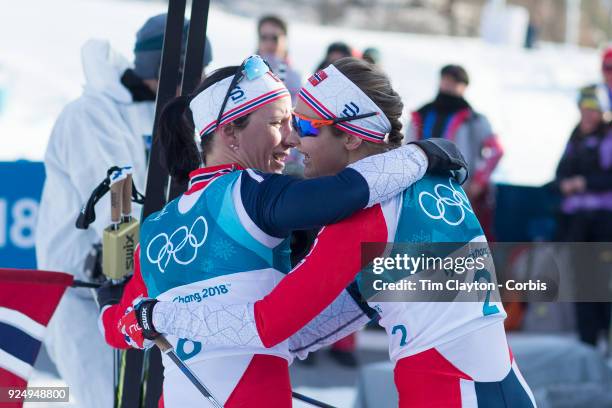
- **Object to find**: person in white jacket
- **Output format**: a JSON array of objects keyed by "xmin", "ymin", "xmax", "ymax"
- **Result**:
[{"xmin": 35, "ymin": 14, "xmax": 212, "ymax": 408}]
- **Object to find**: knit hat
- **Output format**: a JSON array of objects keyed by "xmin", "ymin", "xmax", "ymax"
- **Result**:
[
  {"xmin": 134, "ymin": 14, "xmax": 213, "ymax": 80},
  {"xmin": 363, "ymin": 47, "xmax": 381, "ymax": 65},
  {"xmin": 578, "ymin": 86, "xmax": 602, "ymax": 111}
]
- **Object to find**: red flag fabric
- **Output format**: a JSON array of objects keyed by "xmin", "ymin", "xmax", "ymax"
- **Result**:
[{"xmin": 0, "ymin": 269, "xmax": 73, "ymax": 408}]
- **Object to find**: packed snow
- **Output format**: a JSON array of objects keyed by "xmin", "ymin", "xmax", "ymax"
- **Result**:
[{"xmin": 0, "ymin": 0, "xmax": 602, "ymax": 186}]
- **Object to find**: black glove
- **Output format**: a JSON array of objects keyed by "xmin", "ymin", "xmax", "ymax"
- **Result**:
[
  {"xmin": 134, "ymin": 299, "xmax": 160, "ymax": 340},
  {"xmin": 94, "ymin": 277, "xmax": 129, "ymax": 310},
  {"xmin": 409, "ymin": 139, "xmax": 468, "ymax": 184}
]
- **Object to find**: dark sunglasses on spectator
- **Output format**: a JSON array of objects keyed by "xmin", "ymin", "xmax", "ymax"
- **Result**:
[{"xmin": 259, "ymin": 34, "xmax": 279, "ymax": 43}]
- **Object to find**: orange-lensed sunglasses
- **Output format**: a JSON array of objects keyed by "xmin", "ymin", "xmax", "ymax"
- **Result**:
[{"xmin": 292, "ymin": 111, "xmax": 378, "ymax": 137}]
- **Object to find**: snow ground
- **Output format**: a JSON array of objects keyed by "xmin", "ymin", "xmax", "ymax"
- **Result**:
[{"xmin": 0, "ymin": 0, "xmax": 602, "ymax": 186}]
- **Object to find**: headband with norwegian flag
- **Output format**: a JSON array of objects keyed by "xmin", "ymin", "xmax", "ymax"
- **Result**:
[
  {"xmin": 299, "ymin": 64, "xmax": 392, "ymax": 143},
  {"xmin": 190, "ymin": 69, "xmax": 290, "ymax": 137}
]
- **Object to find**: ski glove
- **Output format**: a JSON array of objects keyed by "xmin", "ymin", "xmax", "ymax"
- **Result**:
[
  {"xmin": 409, "ymin": 139, "xmax": 469, "ymax": 184},
  {"xmin": 95, "ymin": 277, "xmax": 129, "ymax": 310},
  {"xmin": 117, "ymin": 297, "xmax": 159, "ymax": 349}
]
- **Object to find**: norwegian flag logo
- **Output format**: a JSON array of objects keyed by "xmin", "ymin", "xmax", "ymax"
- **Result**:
[{"xmin": 308, "ymin": 70, "xmax": 328, "ymax": 86}]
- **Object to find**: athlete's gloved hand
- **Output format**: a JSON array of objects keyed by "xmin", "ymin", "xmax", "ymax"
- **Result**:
[
  {"xmin": 95, "ymin": 277, "xmax": 129, "ymax": 310},
  {"xmin": 117, "ymin": 297, "xmax": 159, "ymax": 349},
  {"xmin": 409, "ymin": 139, "xmax": 468, "ymax": 184}
]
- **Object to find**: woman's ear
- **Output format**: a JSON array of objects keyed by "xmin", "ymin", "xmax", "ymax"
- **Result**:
[
  {"xmin": 344, "ymin": 134, "xmax": 363, "ymax": 151},
  {"xmin": 219, "ymin": 124, "xmax": 239, "ymax": 151}
]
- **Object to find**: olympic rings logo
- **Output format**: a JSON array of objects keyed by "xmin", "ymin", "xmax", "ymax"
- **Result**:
[
  {"xmin": 418, "ymin": 178, "xmax": 473, "ymax": 226},
  {"xmin": 146, "ymin": 216, "xmax": 209, "ymax": 273}
]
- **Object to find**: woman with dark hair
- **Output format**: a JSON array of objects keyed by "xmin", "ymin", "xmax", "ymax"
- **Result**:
[
  {"xmin": 128, "ymin": 58, "xmax": 535, "ymax": 407},
  {"xmin": 99, "ymin": 55, "xmax": 459, "ymax": 407}
]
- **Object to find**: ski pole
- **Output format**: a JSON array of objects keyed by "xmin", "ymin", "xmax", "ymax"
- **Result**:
[
  {"xmin": 292, "ymin": 391, "xmax": 337, "ymax": 408},
  {"xmin": 72, "ymin": 280, "xmax": 335, "ymax": 408},
  {"xmin": 153, "ymin": 335, "xmax": 223, "ymax": 408},
  {"xmin": 152, "ymin": 335, "xmax": 336, "ymax": 408},
  {"xmin": 72, "ymin": 280, "xmax": 101, "ymax": 289}
]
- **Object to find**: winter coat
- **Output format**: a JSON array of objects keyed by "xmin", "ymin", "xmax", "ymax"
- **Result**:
[
  {"xmin": 407, "ymin": 93, "xmax": 503, "ymax": 188},
  {"xmin": 555, "ymin": 122, "xmax": 612, "ymax": 215},
  {"xmin": 36, "ymin": 39, "xmax": 154, "ymax": 282}
]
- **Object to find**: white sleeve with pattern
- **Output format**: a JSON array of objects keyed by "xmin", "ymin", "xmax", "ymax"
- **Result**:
[
  {"xmin": 348, "ymin": 143, "xmax": 427, "ymax": 207},
  {"xmin": 288, "ymin": 290, "xmax": 370, "ymax": 360},
  {"xmin": 152, "ymin": 301, "xmax": 264, "ymax": 348}
]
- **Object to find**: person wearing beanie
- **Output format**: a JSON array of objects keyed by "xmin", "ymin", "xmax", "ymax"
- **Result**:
[
  {"xmin": 315, "ymin": 42, "xmax": 353, "ymax": 72},
  {"xmin": 556, "ymin": 86, "xmax": 612, "ymax": 348},
  {"xmin": 35, "ymin": 14, "xmax": 212, "ymax": 408},
  {"xmin": 362, "ymin": 47, "xmax": 381, "ymax": 65},
  {"xmin": 407, "ymin": 63, "xmax": 504, "ymax": 240}
]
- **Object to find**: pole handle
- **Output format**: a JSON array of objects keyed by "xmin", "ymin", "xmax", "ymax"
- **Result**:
[
  {"xmin": 110, "ymin": 180, "xmax": 124, "ymax": 227},
  {"xmin": 153, "ymin": 335, "xmax": 174, "ymax": 353},
  {"xmin": 122, "ymin": 174, "xmax": 133, "ymax": 220}
]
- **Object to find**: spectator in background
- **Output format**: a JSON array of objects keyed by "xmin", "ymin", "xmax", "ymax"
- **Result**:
[
  {"xmin": 407, "ymin": 64, "xmax": 503, "ymax": 239},
  {"xmin": 315, "ymin": 42, "xmax": 353, "ymax": 72},
  {"xmin": 362, "ymin": 47, "xmax": 381, "ymax": 65},
  {"xmin": 256, "ymin": 15, "xmax": 301, "ymax": 102},
  {"xmin": 36, "ymin": 14, "xmax": 212, "ymax": 408},
  {"xmin": 556, "ymin": 86, "xmax": 612, "ymax": 348}
]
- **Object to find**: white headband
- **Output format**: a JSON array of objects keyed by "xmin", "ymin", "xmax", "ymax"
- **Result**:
[
  {"xmin": 190, "ymin": 70, "xmax": 290, "ymax": 137},
  {"xmin": 299, "ymin": 64, "xmax": 392, "ymax": 143}
]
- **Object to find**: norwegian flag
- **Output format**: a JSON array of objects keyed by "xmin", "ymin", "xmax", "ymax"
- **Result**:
[
  {"xmin": 0, "ymin": 269, "xmax": 73, "ymax": 408},
  {"xmin": 308, "ymin": 70, "xmax": 328, "ymax": 86}
]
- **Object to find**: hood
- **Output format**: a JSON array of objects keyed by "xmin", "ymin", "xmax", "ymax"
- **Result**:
[{"xmin": 81, "ymin": 39, "xmax": 132, "ymax": 103}]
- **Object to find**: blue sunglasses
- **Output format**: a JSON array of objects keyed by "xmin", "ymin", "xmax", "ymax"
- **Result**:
[{"xmin": 292, "ymin": 111, "xmax": 379, "ymax": 138}]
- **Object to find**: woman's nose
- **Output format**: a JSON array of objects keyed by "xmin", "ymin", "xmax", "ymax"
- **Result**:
[{"xmin": 283, "ymin": 121, "xmax": 300, "ymax": 148}]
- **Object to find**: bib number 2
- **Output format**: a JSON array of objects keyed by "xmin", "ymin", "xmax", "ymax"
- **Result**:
[
  {"xmin": 473, "ymin": 269, "xmax": 500, "ymax": 316},
  {"xmin": 391, "ymin": 324, "xmax": 408, "ymax": 347}
]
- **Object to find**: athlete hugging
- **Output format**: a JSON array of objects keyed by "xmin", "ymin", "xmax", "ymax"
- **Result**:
[{"xmin": 98, "ymin": 55, "xmax": 535, "ymax": 407}]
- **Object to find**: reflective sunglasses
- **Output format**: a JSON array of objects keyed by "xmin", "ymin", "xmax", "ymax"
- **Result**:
[
  {"xmin": 292, "ymin": 111, "xmax": 379, "ymax": 138},
  {"xmin": 216, "ymin": 55, "xmax": 272, "ymax": 127}
]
